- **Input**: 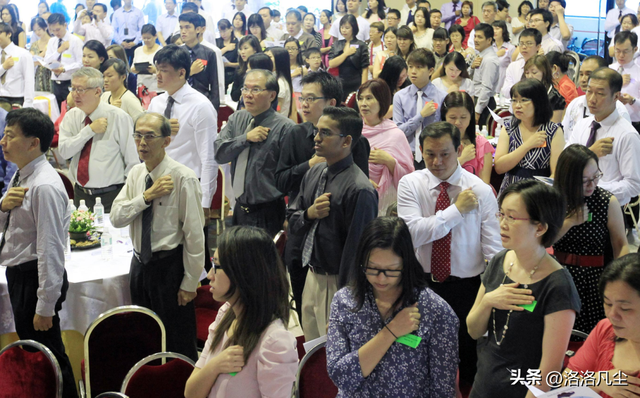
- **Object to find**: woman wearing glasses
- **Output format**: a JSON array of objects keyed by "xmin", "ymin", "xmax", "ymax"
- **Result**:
[
  {"xmin": 326, "ymin": 217, "xmax": 459, "ymax": 397},
  {"xmin": 467, "ymin": 180, "xmax": 580, "ymax": 398},
  {"xmin": 184, "ymin": 226, "xmax": 297, "ymax": 398},
  {"xmin": 494, "ymin": 79, "xmax": 565, "ymax": 195},
  {"xmin": 553, "ymin": 144, "xmax": 628, "ymax": 336}
]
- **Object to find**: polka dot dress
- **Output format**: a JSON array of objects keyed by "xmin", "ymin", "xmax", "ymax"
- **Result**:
[{"xmin": 553, "ymin": 187, "xmax": 611, "ymax": 336}]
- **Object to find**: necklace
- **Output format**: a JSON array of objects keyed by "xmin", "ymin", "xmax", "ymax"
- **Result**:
[{"xmin": 492, "ymin": 253, "xmax": 546, "ymax": 346}]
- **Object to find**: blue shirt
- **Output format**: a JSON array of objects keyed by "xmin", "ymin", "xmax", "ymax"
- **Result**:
[
  {"xmin": 392, "ymin": 82, "xmax": 447, "ymax": 151},
  {"xmin": 50, "ymin": 1, "xmax": 70, "ymax": 23},
  {"xmin": 112, "ymin": 6, "xmax": 145, "ymax": 44},
  {"xmin": 327, "ymin": 286, "xmax": 459, "ymax": 397},
  {"xmin": 156, "ymin": 12, "xmax": 179, "ymax": 42}
]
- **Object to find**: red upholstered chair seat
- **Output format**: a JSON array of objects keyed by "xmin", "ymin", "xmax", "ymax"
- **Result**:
[
  {"xmin": 194, "ymin": 286, "xmax": 224, "ymax": 347},
  {"xmin": 124, "ymin": 357, "xmax": 194, "ymax": 398},
  {"xmin": 0, "ymin": 344, "xmax": 58, "ymax": 398},
  {"xmin": 298, "ymin": 347, "xmax": 338, "ymax": 398},
  {"xmin": 296, "ymin": 335, "xmax": 306, "ymax": 362}
]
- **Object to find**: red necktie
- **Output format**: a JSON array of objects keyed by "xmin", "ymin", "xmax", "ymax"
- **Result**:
[
  {"xmin": 77, "ymin": 116, "xmax": 92, "ymax": 186},
  {"xmin": 431, "ymin": 181, "xmax": 452, "ymax": 282}
]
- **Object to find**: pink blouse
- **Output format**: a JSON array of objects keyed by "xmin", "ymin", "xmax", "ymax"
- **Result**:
[
  {"xmin": 195, "ymin": 303, "xmax": 298, "ymax": 398},
  {"xmin": 462, "ymin": 134, "xmax": 495, "ymax": 178}
]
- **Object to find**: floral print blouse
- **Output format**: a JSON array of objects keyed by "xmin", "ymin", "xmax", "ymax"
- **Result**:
[{"xmin": 327, "ymin": 285, "xmax": 459, "ymax": 397}]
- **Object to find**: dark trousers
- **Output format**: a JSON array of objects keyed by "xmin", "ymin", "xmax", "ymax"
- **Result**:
[
  {"xmin": 52, "ymin": 80, "xmax": 71, "ymax": 112},
  {"xmin": 232, "ymin": 198, "xmax": 286, "ymax": 237},
  {"xmin": 475, "ymin": 96, "xmax": 497, "ymax": 130},
  {"xmin": 73, "ymin": 184, "xmax": 123, "ymax": 213},
  {"xmin": 428, "ymin": 274, "xmax": 482, "ymax": 386},
  {"xmin": 6, "ymin": 262, "xmax": 78, "ymax": 398},
  {"xmin": 122, "ymin": 40, "xmax": 140, "ymax": 65},
  {"xmin": 288, "ymin": 259, "xmax": 308, "ymax": 321},
  {"xmin": 129, "ymin": 246, "xmax": 198, "ymax": 362},
  {"xmin": 0, "ymin": 96, "xmax": 24, "ymax": 107}
]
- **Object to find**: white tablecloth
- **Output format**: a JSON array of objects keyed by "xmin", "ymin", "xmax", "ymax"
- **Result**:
[
  {"xmin": 0, "ymin": 217, "xmax": 134, "ymax": 335},
  {"xmin": 33, "ymin": 91, "xmax": 60, "ymax": 123}
]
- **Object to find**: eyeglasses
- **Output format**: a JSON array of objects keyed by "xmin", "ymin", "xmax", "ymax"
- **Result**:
[
  {"xmin": 308, "ymin": 56, "xmax": 322, "ymax": 61},
  {"xmin": 512, "ymin": 98, "xmax": 532, "ymax": 106},
  {"xmin": 583, "ymin": 171, "xmax": 603, "ymax": 186},
  {"xmin": 315, "ymin": 129, "xmax": 346, "ymax": 138},
  {"xmin": 285, "ymin": 47, "xmax": 299, "ymax": 52},
  {"xmin": 496, "ymin": 211, "xmax": 531, "ymax": 224},
  {"xmin": 363, "ymin": 266, "xmax": 402, "ymax": 278},
  {"xmin": 530, "ymin": 18, "xmax": 544, "ymax": 23},
  {"xmin": 519, "ymin": 41, "xmax": 536, "ymax": 48},
  {"xmin": 132, "ymin": 133, "xmax": 163, "ymax": 141},
  {"xmin": 300, "ymin": 96, "xmax": 328, "ymax": 104},
  {"xmin": 212, "ymin": 263, "xmax": 225, "ymax": 274},
  {"xmin": 70, "ymin": 87, "xmax": 94, "ymax": 95},
  {"xmin": 387, "ymin": 16, "xmax": 398, "ymax": 20},
  {"xmin": 240, "ymin": 86, "xmax": 269, "ymax": 95}
]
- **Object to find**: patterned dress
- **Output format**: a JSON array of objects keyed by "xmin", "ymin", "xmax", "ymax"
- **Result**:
[
  {"xmin": 326, "ymin": 286, "xmax": 459, "ymax": 397},
  {"xmin": 553, "ymin": 187, "xmax": 611, "ymax": 335},
  {"xmin": 499, "ymin": 117, "xmax": 558, "ymax": 195},
  {"xmin": 29, "ymin": 40, "xmax": 52, "ymax": 93}
]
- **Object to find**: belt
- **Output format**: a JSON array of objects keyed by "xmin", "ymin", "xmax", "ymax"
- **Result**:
[
  {"xmin": 9, "ymin": 259, "xmax": 38, "ymax": 272},
  {"xmin": 308, "ymin": 264, "xmax": 333, "ymax": 275},
  {"xmin": 134, "ymin": 245, "xmax": 181, "ymax": 265},
  {"xmin": 54, "ymin": 80, "xmax": 70, "ymax": 85},
  {"xmin": 555, "ymin": 251, "xmax": 604, "ymax": 267},
  {"xmin": 75, "ymin": 183, "xmax": 124, "ymax": 196},
  {"xmin": 426, "ymin": 273, "xmax": 464, "ymax": 283},
  {"xmin": 236, "ymin": 198, "xmax": 283, "ymax": 214},
  {"xmin": 509, "ymin": 165, "xmax": 551, "ymax": 179}
]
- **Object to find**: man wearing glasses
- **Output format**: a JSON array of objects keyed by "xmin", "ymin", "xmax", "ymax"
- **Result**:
[
  {"xmin": 215, "ymin": 69, "xmax": 295, "ymax": 236},
  {"xmin": 287, "ymin": 106, "xmax": 377, "ymax": 341},
  {"xmin": 386, "ymin": 9, "xmax": 401, "ymax": 28},
  {"xmin": 111, "ymin": 112, "xmax": 205, "ymax": 362},
  {"xmin": 275, "ymin": 71, "xmax": 370, "ymax": 320},
  {"xmin": 58, "ymin": 67, "xmax": 138, "ymax": 212},
  {"xmin": 610, "ymin": 31, "xmax": 640, "ymax": 132},
  {"xmin": 397, "ymin": 121, "xmax": 501, "ymax": 388},
  {"xmin": 501, "ymin": 28, "xmax": 541, "ymax": 98},
  {"xmin": 528, "ymin": 8, "xmax": 563, "ymax": 53}
]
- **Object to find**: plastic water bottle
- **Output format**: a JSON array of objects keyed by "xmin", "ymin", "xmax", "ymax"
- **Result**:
[
  {"xmin": 78, "ymin": 199, "xmax": 89, "ymax": 212},
  {"xmin": 94, "ymin": 197, "xmax": 104, "ymax": 226},
  {"xmin": 69, "ymin": 199, "xmax": 76, "ymax": 212},
  {"xmin": 475, "ymin": 125, "xmax": 481, "ymax": 136},
  {"xmin": 481, "ymin": 126, "xmax": 489, "ymax": 138},
  {"xmin": 101, "ymin": 230, "xmax": 113, "ymax": 259}
]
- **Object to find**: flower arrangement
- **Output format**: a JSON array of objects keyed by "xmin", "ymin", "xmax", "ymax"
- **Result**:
[{"xmin": 69, "ymin": 210, "xmax": 95, "ymax": 235}]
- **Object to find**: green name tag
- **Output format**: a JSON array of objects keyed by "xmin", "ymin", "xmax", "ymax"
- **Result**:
[
  {"xmin": 396, "ymin": 334, "xmax": 422, "ymax": 348},
  {"xmin": 229, "ymin": 372, "xmax": 238, "ymax": 376},
  {"xmin": 519, "ymin": 300, "xmax": 537, "ymax": 312},
  {"xmin": 588, "ymin": 213, "xmax": 592, "ymax": 222}
]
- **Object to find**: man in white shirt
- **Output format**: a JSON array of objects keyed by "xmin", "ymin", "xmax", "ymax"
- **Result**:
[
  {"xmin": 549, "ymin": 0, "xmax": 573, "ymax": 50},
  {"xmin": 563, "ymin": 55, "xmax": 631, "ymax": 140},
  {"xmin": 156, "ymin": 0, "xmax": 179, "ymax": 46},
  {"xmin": 566, "ymin": 67, "xmax": 640, "ymax": 208},
  {"xmin": 0, "ymin": 108, "xmax": 78, "ymax": 398},
  {"xmin": 472, "ymin": 23, "xmax": 500, "ymax": 126},
  {"xmin": 330, "ymin": 0, "xmax": 370, "ymax": 42},
  {"xmin": 58, "ymin": 67, "xmax": 139, "ymax": 212},
  {"xmin": 610, "ymin": 31, "xmax": 640, "ymax": 129},
  {"xmin": 398, "ymin": 121, "xmax": 502, "ymax": 387},
  {"xmin": 440, "ymin": 0, "xmax": 462, "ymax": 30},
  {"xmin": 501, "ymin": 28, "xmax": 541, "ymax": 98},
  {"xmin": 259, "ymin": 6, "xmax": 284, "ymax": 41},
  {"xmin": 74, "ymin": 3, "xmax": 113, "ymax": 47},
  {"xmin": 222, "ymin": 0, "xmax": 252, "ymax": 21},
  {"xmin": 44, "ymin": 13, "xmax": 83, "ymax": 111},
  {"xmin": 186, "ymin": 0, "xmax": 215, "ymax": 35},
  {"xmin": 148, "ymin": 44, "xmax": 218, "ymax": 221},
  {"xmin": 282, "ymin": 9, "xmax": 320, "ymax": 51},
  {"xmin": 467, "ymin": 1, "xmax": 497, "ymax": 50},
  {"xmin": 112, "ymin": 0, "xmax": 145, "ymax": 63},
  {"xmin": 529, "ymin": 8, "xmax": 563, "ymax": 53},
  {"xmin": 0, "ymin": 23, "xmax": 34, "ymax": 108},
  {"xmin": 605, "ymin": 0, "xmax": 635, "ymax": 39},
  {"xmin": 401, "ymin": 0, "xmax": 418, "ymax": 26},
  {"xmin": 111, "ymin": 112, "xmax": 205, "ymax": 362}
]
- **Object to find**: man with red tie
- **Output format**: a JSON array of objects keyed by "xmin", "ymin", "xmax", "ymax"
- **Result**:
[
  {"xmin": 58, "ymin": 67, "xmax": 139, "ymax": 212},
  {"xmin": 397, "ymin": 121, "xmax": 502, "ymax": 389}
]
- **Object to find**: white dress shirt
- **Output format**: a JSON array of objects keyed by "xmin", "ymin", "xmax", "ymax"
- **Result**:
[
  {"xmin": 400, "ymin": 4, "xmax": 418, "ymax": 26},
  {"xmin": 100, "ymin": 90, "xmax": 145, "ymax": 122},
  {"xmin": 0, "ymin": 43, "xmax": 35, "ymax": 107},
  {"xmin": 0, "ymin": 155, "xmax": 71, "ymax": 316},
  {"xmin": 200, "ymin": 40, "xmax": 226, "ymax": 106},
  {"xmin": 148, "ymin": 83, "xmax": 218, "ymax": 209},
  {"xmin": 562, "ymin": 95, "xmax": 631, "ymax": 141},
  {"xmin": 494, "ymin": 41, "xmax": 516, "ymax": 91},
  {"xmin": 566, "ymin": 109, "xmax": 640, "ymax": 206},
  {"xmin": 501, "ymin": 57, "xmax": 525, "ymax": 98},
  {"xmin": 397, "ymin": 165, "xmax": 502, "ymax": 277},
  {"xmin": 541, "ymin": 33, "xmax": 564, "ymax": 54},
  {"xmin": 110, "ymin": 155, "xmax": 205, "ymax": 292},
  {"xmin": 222, "ymin": 4, "xmax": 252, "ymax": 22},
  {"xmin": 58, "ymin": 102, "xmax": 139, "ymax": 188},
  {"xmin": 329, "ymin": 15, "xmax": 370, "ymax": 42},
  {"xmin": 267, "ymin": 25, "xmax": 284, "ymax": 42},
  {"xmin": 549, "ymin": 22, "xmax": 573, "ymax": 50},
  {"xmin": 610, "ymin": 61, "xmax": 640, "ymax": 122},
  {"xmin": 605, "ymin": 6, "xmax": 635, "ymax": 38},
  {"xmin": 156, "ymin": 12, "xmax": 179, "ymax": 42},
  {"xmin": 74, "ymin": 19, "xmax": 113, "ymax": 47},
  {"xmin": 472, "ymin": 46, "xmax": 500, "ymax": 114},
  {"xmin": 43, "ymin": 31, "xmax": 83, "ymax": 82}
]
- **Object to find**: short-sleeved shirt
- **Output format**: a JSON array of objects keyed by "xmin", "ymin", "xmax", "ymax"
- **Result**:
[
  {"xmin": 462, "ymin": 134, "xmax": 496, "ymax": 178},
  {"xmin": 470, "ymin": 249, "xmax": 581, "ymax": 398}
]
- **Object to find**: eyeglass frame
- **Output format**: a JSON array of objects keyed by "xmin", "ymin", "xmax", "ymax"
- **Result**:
[
  {"xmin": 495, "ymin": 211, "xmax": 531, "ymax": 224},
  {"xmin": 315, "ymin": 128, "xmax": 346, "ymax": 138},
  {"xmin": 362, "ymin": 266, "xmax": 403, "ymax": 278},
  {"xmin": 240, "ymin": 86, "xmax": 271, "ymax": 95},
  {"xmin": 132, "ymin": 133, "xmax": 164, "ymax": 141},
  {"xmin": 300, "ymin": 96, "xmax": 328, "ymax": 104},
  {"xmin": 519, "ymin": 41, "xmax": 537, "ymax": 48},
  {"xmin": 70, "ymin": 86, "xmax": 98, "ymax": 95},
  {"xmin": 511, "ymin": 98, "xmax": 533, "ymax": 106},
  {"xmin": 583, "ymin": 171, "xmax": 603, "ymax": 186},
  {"xmin": 212, "ymin": 263, "xmax": 226, "ymax": 274}
]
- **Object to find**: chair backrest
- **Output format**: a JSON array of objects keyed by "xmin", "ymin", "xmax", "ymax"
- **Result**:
[
  {"xmin": 210, "ymin": 166, "xmax": 225, "ymax": 219},
  {"xmin": 0, "ymin": 339, "xmax": 62, "ymax": 398},
  {"xmin": 565, "ymin": 51, "xmax": 581, "ymax": 83},
  {"xmin": 84, "ymin": 306, "xmax": 166, "ymax": 398},
  {"xmin": 95, "ymin": 393, "xmax": 129, "ymax": 398},
  {"xmin": 563, "ymin": 329, "xmax": 590, "ymax": 369},
  {"xmin": 345, "ymin": 92, "xmax": 357, "ymax": 110},
  {"xmin": 217, "ymin": 105, "xmax": 234, "ymax": 131},
  {"xmin": 57, "ymin": 170, "xmax": 74, "ymax": 200},
  {"xmin": 273, "ymin": 230, "xmax": 287, "ymax": 259},
  {"xmin": 295, "ymin": 341, "xmax": 338, "ymax": 398},
  {"xmin": 486, "ymin": 107, "xmax": 511, "ymax": 138},
  {"xmin": 121, "ymin": 352, "xmax": 195, "ymax": 398}
]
